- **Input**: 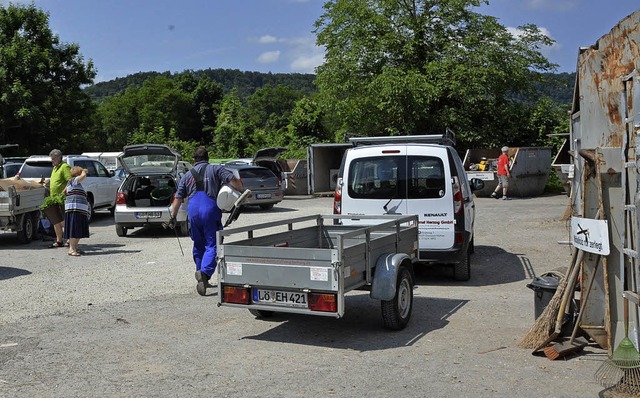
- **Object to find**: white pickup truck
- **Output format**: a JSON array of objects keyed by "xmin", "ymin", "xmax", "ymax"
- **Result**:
[{"xmin": 0, "ymin": 179, "xmax": 46, "ymax": 243}]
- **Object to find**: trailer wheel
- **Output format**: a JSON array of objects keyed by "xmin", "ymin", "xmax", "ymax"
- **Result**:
[
  {"xmin": 453, "ymin": 249, "xmax": 471, "ymax": 281},
  {"xmin": 381, "ymin": 266, "xmax": 413, "ymax": 330},
  {"xmin": 16, "ymin": 213, "xmax": 35, "ymax": 244},
  {"xmin": 249, "ymin": 309, "xmax": 275, "ymax": 318}
]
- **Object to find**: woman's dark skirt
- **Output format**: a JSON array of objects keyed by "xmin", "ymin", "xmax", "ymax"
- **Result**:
[{"xmin": 63, "ymin": 211, "xmax": 90, "ymax": 239}]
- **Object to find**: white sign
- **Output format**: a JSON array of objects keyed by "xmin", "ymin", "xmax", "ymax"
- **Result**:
[
  {"xmin": 466, "ymin": 171, "xmax": 495, "ymax": 181},
  {"xmin": 571, "ymin": 216, "xmax": 610, "ymax": 255},
  {"xmin": 310, "ymin": 267, "xmax": 329, "ymax": 281},
  {"xmin": 226, "ymin": 262, "xmax": 243, "ymax": 276}
]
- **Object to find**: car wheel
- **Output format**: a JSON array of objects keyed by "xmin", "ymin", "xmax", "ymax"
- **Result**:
[
  {"xmin": 87, "ymin": 197, "xmax": 95, "ymax": 223},
  {"xmin": 115, "ymin": 224, "xmax": 127, "ymax": 237},
  {"xmin": 259, "ymin": 203, "xmax": 274, "ymax": 210},
  {"xmin": 453, "ymin": 248, "xmax": 471, "ymax": 282},
  {"xmin": 249, "ymin": 309, "xmax": 275, "ymax": 318},
  {"xmin": 16, "ymin": 213, "xmax": 35, "ymax": 244},
  {"xmin": 381, "ymin": 266, "xmax": 413, "ymax": 330}
]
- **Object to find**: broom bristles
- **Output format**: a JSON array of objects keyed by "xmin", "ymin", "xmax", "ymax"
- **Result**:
[{"xmin": 518, "ymin": 273, "xmax": 570, "ymax": 349}]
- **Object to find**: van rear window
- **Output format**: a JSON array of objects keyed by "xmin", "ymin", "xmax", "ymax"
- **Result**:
[{"xmin": 347, "ymin": 156, "xmax": 445, "ymax": 199}]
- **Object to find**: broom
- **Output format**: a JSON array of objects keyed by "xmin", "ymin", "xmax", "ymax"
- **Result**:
[
  {"xmin": 518, "ymin": 248, "xmax": 582, "ymax": 350},
  {"xmin": 543, "ymin": 254, "xmax": 601, "ymax": 360},
  {"xmin": 594, "ymin": 297, "xmax": 640, "ymax": 393}
]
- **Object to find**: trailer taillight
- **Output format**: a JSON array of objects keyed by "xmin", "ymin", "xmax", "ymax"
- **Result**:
[
  {"xmin": 308, "ymin": 293, "xmax": 337, "ymax": 312},
  {"xmin": 223, "ymin": 285, "xmax": 251, "ymax": 304},
  {"xmin": 115, "ymin": 192, "xmax": 127, "ymax": 205}
]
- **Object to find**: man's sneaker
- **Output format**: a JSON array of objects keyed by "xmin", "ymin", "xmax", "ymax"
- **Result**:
[
  {"xmin": 502, "ymin": 196, "xmax": 511, "ymax": 200},
  {"xmin": 490, "ymin": 192, "xmax": 499, "ymax": 199},
  {"xmin": 195, "ymin": 271, "xmax": 213, "ymax": 296}
]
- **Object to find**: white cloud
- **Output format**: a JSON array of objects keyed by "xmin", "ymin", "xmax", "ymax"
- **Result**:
[
  {"xmin": 258, "ymin": 35, "xmax": 280, "ymax": 44},
  {"xmin": 257, "ymin": 50, "xmax": 281, "ymax": 64},
  {"xmin": 507, "ymin": 26, "xmax": 561, "ymax": 61},
  {"xmin": 290, "ymin": 52, "xmax": 324, "ymax": 73}
]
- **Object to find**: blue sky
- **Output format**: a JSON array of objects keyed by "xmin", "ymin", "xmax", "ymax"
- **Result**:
[{"xmin": 3, "ymin": 1, "xmax": 639, "ymax": 82}]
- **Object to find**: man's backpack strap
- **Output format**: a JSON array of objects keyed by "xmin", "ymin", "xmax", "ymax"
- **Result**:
[{"xmin": 190, "ymin": 165, "xmax": 207, "ymax": 191}]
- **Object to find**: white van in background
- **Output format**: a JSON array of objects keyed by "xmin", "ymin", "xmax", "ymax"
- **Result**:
[
  {"xmin": 81, "ymin": 152, "xmax": 123, "ymax": 172},
  {"xmin": 333, "ymin": 132, "xmax": 484, "ymax": 281}
]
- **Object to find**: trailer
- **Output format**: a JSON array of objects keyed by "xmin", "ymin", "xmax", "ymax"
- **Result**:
[
  {"xmin": 216, "ymin": 214, "xmax": 419, "ymax": 329},
  {"xmin": 0, "ymin": 179, "xmax": 46, "ymax": 243}
]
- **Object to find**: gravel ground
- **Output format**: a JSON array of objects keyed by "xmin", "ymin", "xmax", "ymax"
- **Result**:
[{"xmin": 0, "ymin": 194, "xmax": 615, "ymax": 397}]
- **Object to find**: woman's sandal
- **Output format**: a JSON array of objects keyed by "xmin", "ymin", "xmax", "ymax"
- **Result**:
[
  {"xmin": 49, "ymin": 241, "xmax": 64, "ymax": 248},
  {"xmin": 68, "ymin": 251, "xmax": 81, "ymax": 257}
]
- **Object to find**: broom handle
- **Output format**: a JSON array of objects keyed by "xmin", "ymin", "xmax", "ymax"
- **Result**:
[
  {"xmin": 555, "ymin": 249, "xmax": 584, "ymax": 333},
  {"xmin": 569, "ymin": 254, "xmax": 601, "ymax": 342}
]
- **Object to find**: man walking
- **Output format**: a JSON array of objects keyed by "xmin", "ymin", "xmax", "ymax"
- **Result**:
[
  {"xmin": 169, "ymin": 147, "xmax": 242, "ymax": 296},
  {"xmin": 47, "ymin": 149, "xmax": 71, "ymax": 247},
  {"xmin": 491, "ymin": 146, "xmax": 511, "ymax": 200}
]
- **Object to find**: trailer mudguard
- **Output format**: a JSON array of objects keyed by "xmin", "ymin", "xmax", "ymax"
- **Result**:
[{"xmin": 370, "ymin": 253, "xmax": 410, "ymax": 301}]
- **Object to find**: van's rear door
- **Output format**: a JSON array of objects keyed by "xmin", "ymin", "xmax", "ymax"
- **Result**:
[
  {"xmin": 340, "ymin": 145, "xmax": 407, "ymax": 222},
  {"xmin": 405, "ymin": 146, "xmax": 455, "ymax": 250}
]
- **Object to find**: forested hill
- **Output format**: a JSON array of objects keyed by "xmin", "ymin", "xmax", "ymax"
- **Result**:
[
  {"xmin": 84, "ymin": 68, "xmax": 575, "ymax": 105},
  {"xmin": 84, "ymin": 68, "xmax": 317, "ymax": 101}
]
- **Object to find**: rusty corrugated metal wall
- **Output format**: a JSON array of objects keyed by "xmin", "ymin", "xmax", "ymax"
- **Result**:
[{"xmin": 571, "ymin": 10, "xmax": 640, "ymax": 352}]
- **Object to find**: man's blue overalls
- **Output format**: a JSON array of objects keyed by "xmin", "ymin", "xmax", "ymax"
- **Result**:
[{"xmin": 188, "ymin": 166, "xmax": 223, "ymax": 279}]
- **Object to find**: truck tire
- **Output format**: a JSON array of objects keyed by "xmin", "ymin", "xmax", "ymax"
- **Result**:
[
  {"xmin": 31, "ymin": 212, "xmax": 41, "ymax": 240},
  {"xmin": 249, "ymin": 309, "xmax": 275, "ymax": 318},
  {"xmin": 115, "ymin": 224, "xmax": 128, "ymax": 237},
  {"xmin": 453, "ymin": 249, "xmax": 471, "ymax": 281},
  {"xmin": 381, "ymin": 266, "xmax": 413, "ymax": 330},
  {"xmin": 16, "ymin": 213, "xmax": 36, "ymax": 244}
]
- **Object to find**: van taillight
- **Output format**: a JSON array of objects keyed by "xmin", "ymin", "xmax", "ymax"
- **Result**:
[
  {"xmin": 453, "ymin": 181, "xmax": 462, "ymax": 214},
  {"xmin": 455, "ymin": 232, "xmax": 465, "ymax": 245},
  {"xmin": 223, "ymin": 285, "xmax": 251, "ymax": 304},
  {"xmin": 115, "ymin": 192, "xmax": 127, "ymax": 205},
  {"xmin": 308, "ymin": 293, "xmax": 337, "ymax": 312},
  {"xmin": 333, "ymin": 178, "xmax": 342, "ymax": 214}
]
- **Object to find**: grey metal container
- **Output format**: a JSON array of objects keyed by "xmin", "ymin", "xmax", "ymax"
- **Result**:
[{"xmin": 463, "ymin": 146, "xmax": 552, "ymax": 197}]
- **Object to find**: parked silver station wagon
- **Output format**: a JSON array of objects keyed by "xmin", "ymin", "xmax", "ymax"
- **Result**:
[{"xmin": 113, "ymin": 144, "xmax": 189, "ymax": 237}]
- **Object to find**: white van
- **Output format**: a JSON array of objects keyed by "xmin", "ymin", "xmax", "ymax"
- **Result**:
[
  {"xmin": 81, "ymin": 152, "xmax": 123, "ymax": 172},
  {"xmin": 333, "ymin": 132, "xmax": 484, "ymax": 281}
]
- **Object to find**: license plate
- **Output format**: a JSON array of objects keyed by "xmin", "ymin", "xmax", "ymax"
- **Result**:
[
  {"xmin": 136, "ymin": 212, "xmax": 162, "ymax": 219},
  {"xmin": 256, "ymin": 193, "xmax": 272, "ymax": 199},
  {"xmin": 253, "ymin": 289, "xmax": 307, "ymax": 308}
]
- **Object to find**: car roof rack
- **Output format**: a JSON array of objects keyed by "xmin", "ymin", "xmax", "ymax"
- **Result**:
[{"xmin": 348, "ymin": 128, "xmax": 456, "ymax": 147}]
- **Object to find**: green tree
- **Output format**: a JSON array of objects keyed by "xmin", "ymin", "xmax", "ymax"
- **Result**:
[
  {"xmin": 314, "ymin": 0, "xmax": 556, "ymax": 151},
  {"xmin": 0, "ymin": 3, "xmax": 96, "ymax": 153},
  {"xmin": 213, "ymin": 90, "xmax": 251, "ymax": 158},
  {"xmin": 286, "ymin": 96, "xmax": 331, "ymax": 158}
]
